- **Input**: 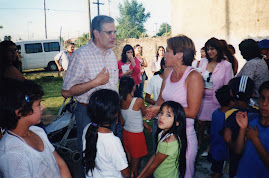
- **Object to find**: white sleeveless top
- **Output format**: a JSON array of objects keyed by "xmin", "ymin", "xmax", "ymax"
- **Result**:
[{"xmin": 121, "ymin": 98, "xmax": 144, "ymax": 133}]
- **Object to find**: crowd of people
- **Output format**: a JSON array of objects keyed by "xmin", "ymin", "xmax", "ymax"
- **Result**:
[{"xmin": 0, "ymin": 15, "xmax": 269, "ymax": 178}]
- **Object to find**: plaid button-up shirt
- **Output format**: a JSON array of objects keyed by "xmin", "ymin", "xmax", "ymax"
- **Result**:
[{"xmin": 62, "ymin": 40, "xmax": 118, "ymax": 103}]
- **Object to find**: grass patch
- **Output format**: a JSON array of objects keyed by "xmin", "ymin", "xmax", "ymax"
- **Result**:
[{"xmin": 24, "ymin": 71, "xmax": 64, "ymax": 116}]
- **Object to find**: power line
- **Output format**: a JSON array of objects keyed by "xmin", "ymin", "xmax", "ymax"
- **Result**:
[{"xmin": 0, "ymin": 7, "xmax": 87, "ymax": 13}]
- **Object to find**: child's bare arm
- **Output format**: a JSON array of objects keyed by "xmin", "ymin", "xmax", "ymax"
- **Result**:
[
  {"xmin": 224, "ymin": 127, "xmax": 234, "ymax": 149},
  {"xmin": 234, "ymin": 111, "xmax": 248, "ymax": 154},
  {"xmin": 138, "ymin": 152, "xmax": 168, "ymax": 178},
  {"xmin": 121, "ymin": 167, "xmax": 131, "ymax": 178},
  {"xmin": 145, "ymin": 93, "xmax": 156, "ymax": 105},
  {"xmin": 138, "ymin": 98, "xmax": 147, "ymax": 117},
  {"xmin": 143, "ymin": 122, "xmax": 152, "ymax": 133},
  {"xmin": 53, "ymin": 151, "xmax": 71, "ymax": 178},
  {"xmin": 246, "ymin": 125, "xmax": 269, "ymax": 169}
]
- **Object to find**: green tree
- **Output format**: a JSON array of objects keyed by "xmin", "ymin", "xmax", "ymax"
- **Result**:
[
  {"xmin": 0, "ymin": 26, "xmax": 3, "ymax": 29},
  {"xmin": 117, "ymin": 0, "xmax": 150, "ymax": 39},
  {"xmin": 75, "ymin": 33, "xmax": 89, "ymax": 47},
  {"xmin": 157, "ymin": 23, "xmax": 171, "ymax": 36}
]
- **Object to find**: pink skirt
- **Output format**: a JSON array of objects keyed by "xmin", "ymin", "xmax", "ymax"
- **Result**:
[{"xmin": 198, "ymin": 89, "xmax": 220, "ymax": 121}]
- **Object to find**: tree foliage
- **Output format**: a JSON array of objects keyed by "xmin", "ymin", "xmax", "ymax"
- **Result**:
[
  {"xmin": 75, "ymin": 33, "xmax": 89, "ymax": 47},
  {"xmin": 117, "ymin": 0, "xmax": 150, "ymax": 39},
  {"xmin": 157, "ymin": 23, "xmax": 171, "ymax": 36},
  {"xmin": 0, "ymin": 26, "xmax": 3, "ymax": 29}
]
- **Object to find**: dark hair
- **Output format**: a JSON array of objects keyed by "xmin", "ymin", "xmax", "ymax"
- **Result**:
[
  {"xmin": 227, "ymin": 44, "xmax": 235, "ymax": 54},
  {"xmin": 0, "ymin": 41, "xmax": 17, "ymax": 78},
  {"xmin": 119, "ymin": 76, "xmax": 135, "ymax": 100},
  {"xmin": 83, "ymin": 89, "xmax": 120, "ymax": 175},
  {"xmin": 121, "ymin": 44, "xmax": 135, "ymax": 63},
  {"xmin": 201, "ymin": 47, "xmax": 205, "ymax": 51},
  {"xmin": 134, "ymin": 44, "xmax": 143, "ymax": 56},
  {"xmin": 258, "ymin": 81, "xmax": 269, "ymax": 95},
  {"xmin": 205, "ymin": 37, "xmax": 224, "ymax": 62},
  {"xmin": 66, "ymin": 42, "xmax": 75, "ymax": 48},
  {"xmin": 91, "ymin": 15, "xmax": 114, "ymax": 40},
  {"xmin": 0, "ymin": 79, "xmax": 44, "ymax": 130},
  {"xmin": 239, "ymin": 39, "xmax": 261, "ymax": 61},
  {"xmin": 228, "ymin": 76, "xmax": 254, "ymax": 102},
  {"xmin": 219, "ymin": 39, "xmax": 236, "ymax": 72},
  {"xmin": 167, "ymin": 35, "xmax": 196, "ymax": 66},
  {"xmin": 216, "ymin": 85, "xmax": 232, "ymax": 107},
  {"xmin": 156, "ymin": 101, "xmax": 187, "ymax": 177},
  {"xmin": 154, "ymin": 57, "xmax": 166, "ymax": 75},
  {"xmin": 156, "ymin": 46, "xmax": 165, "ymax": 60}
]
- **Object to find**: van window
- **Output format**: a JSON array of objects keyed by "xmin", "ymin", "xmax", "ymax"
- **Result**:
[
  {"xmin": 44, "ymin": 42, "xmax": 60, "ymax": 52},
  {"xmin": 25, "ymin": 43, "xmax": 42, "ymax": 54}
]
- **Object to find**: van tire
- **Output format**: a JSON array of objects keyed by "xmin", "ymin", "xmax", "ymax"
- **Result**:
[{"xmin": 47, "ymin": 62, "xmax": 57, "ymax": 71}]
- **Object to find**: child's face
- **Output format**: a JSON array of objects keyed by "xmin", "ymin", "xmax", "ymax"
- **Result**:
[
  {"xmin": 28, "ymin": 99, "xmax": 44, "ymax": 124},
  {"xmin": 259, "ymin": 89, "xmax": 269, "ymax": 119},
  {"xmin": 158, "ymin": 106, "xmax": 175, "ymax": 132}
]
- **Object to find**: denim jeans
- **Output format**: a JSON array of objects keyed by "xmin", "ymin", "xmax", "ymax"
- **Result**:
[{"xmin": 74, "ymin": 103, "xmax": 91, "ymax": 154}]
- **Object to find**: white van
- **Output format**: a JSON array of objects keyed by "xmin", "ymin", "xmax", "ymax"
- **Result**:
[{"xmin": 15, "ymin": 39, "xmax": 62, "ymax": 71}]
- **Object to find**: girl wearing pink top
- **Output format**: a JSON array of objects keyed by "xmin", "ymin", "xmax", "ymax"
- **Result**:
[
  {"xmin": 147, "ymin": 35, "xmax": 204, "ymax": 178},
  {"xmin": 118, "ymin": 44, "xmax": 142, "ymax": 98}
]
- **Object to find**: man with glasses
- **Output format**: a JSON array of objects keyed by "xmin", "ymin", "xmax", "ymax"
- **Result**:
[{"xmin": 61, "ymin": 15, "xmax": 118, "ymax": 161}]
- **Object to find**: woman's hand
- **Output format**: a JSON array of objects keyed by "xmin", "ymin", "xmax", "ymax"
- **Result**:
[
  {"xmin": 145, "ymin": 105, "xmax": 160, "ymax": 120},
  {"xmin": 127, "ymin": 52, "xmax": 134, "ymax": 62}
]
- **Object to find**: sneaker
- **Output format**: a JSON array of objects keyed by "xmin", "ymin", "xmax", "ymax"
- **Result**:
[{"xmin": 201, "ymin": 151, "xmax": 208, "ymax": 157}]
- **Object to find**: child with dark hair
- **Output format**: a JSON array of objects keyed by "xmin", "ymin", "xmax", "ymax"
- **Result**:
[
  {"xmin": 0, "ymin": 79, "xmax": 71, "ymax": 178},
  {"xmin": 119, "ymin": 76, "xmax": 151, "ymax": 177},
  {"xmin": 138, "ymin": 101, "xmax": 187, "ymax": 178},
  {"xmin": 208, "ymin": 85, "xmax": 234, "ymax": 178},
  {"xmin": 82, "ymin": 89, "xmax": 131, "ymax": 178},
  {"xmin": 224, "ymin": 76, "xmax": 260, "ymax": 177},
  {"xmin": 235, "ymin": 81, "xmax": 269, "ymax": 177}
]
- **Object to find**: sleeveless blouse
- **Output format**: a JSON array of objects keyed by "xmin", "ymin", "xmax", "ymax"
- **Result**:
[
  {"xmin": 162, "ymin": 66, "xmax": 195, "ymax": 128},
  {"xmin": 121, "ymin": 98, "xmax": 144, "ymax": 133}
]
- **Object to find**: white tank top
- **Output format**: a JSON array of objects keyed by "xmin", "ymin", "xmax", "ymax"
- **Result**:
[{"xmin": 121, "ymin": 98, "xmax": 144, "ymax": 133}]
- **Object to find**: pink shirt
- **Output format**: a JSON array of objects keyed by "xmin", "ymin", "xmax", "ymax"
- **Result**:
[
  {"xmin": 162, "ymin": 66, "xmax": 195, "ymax": 128},
  {"xmin": 199, "ymin": 58, "xmax": 233, "ymax": 104},
  {"xmin": 62, "ymin": 40, "xmax": 118, "ymax": 104},
  {"xmin": 118, "ymin": 58, "xmax": 142, "ymax": 85}
]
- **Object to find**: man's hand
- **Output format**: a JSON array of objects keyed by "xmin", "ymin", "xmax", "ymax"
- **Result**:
[
  {"xmin": 236, "ymin": 111, "xmax": 248, "ymax": 130},
  {"xmin": 95, "ymin": 67, "xmax": 109, "ymax": 86},
  {"xmin": 58, "ymin": 66, "xmax": 63, "ymax": 71}
]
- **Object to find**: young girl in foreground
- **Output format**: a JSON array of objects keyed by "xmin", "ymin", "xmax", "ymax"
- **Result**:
[
  {"xmin": 119, "ymin": 76, "xmax": 152, "ymax": 177},
  {"xmin": 0, "ymin": 79, "xmax": 71, "ymax": 178},
  {"xmin": 138, "ymin": 101, "xmax": 187, "ymax": 178},
  {"xmin": 82, "ymin": 89, "xmax": 131, "ymax": 178}
]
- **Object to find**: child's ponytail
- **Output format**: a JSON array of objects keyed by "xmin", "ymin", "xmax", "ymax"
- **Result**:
[{"xmin": 83, "ymin": 123, "xmax": 98, "ymax": 175}]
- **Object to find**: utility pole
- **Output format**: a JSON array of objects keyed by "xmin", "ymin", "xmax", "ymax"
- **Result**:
[
  {"xmin": 88, "ymin": 0, "xmax": 92, "ymax": 39},
  {"xmin": 108, "ymin": 0, "xmax": 111, "ymax": 16},
  {"xmin": 93, "ymin": 0, "xmax": 104, "ymax": 15},
  {"xmin": 44, "ymin": 0, "xmax": 47, "ymax": 39}
]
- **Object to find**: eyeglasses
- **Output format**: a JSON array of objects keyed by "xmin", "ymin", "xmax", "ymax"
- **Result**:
[
  {"xmin": 101, "ymin": 30, "xmax": 118, "ymax": 36},
  {"xmin": 207, "ymin": 72, "xmax": 212, "ymax": 82}
]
